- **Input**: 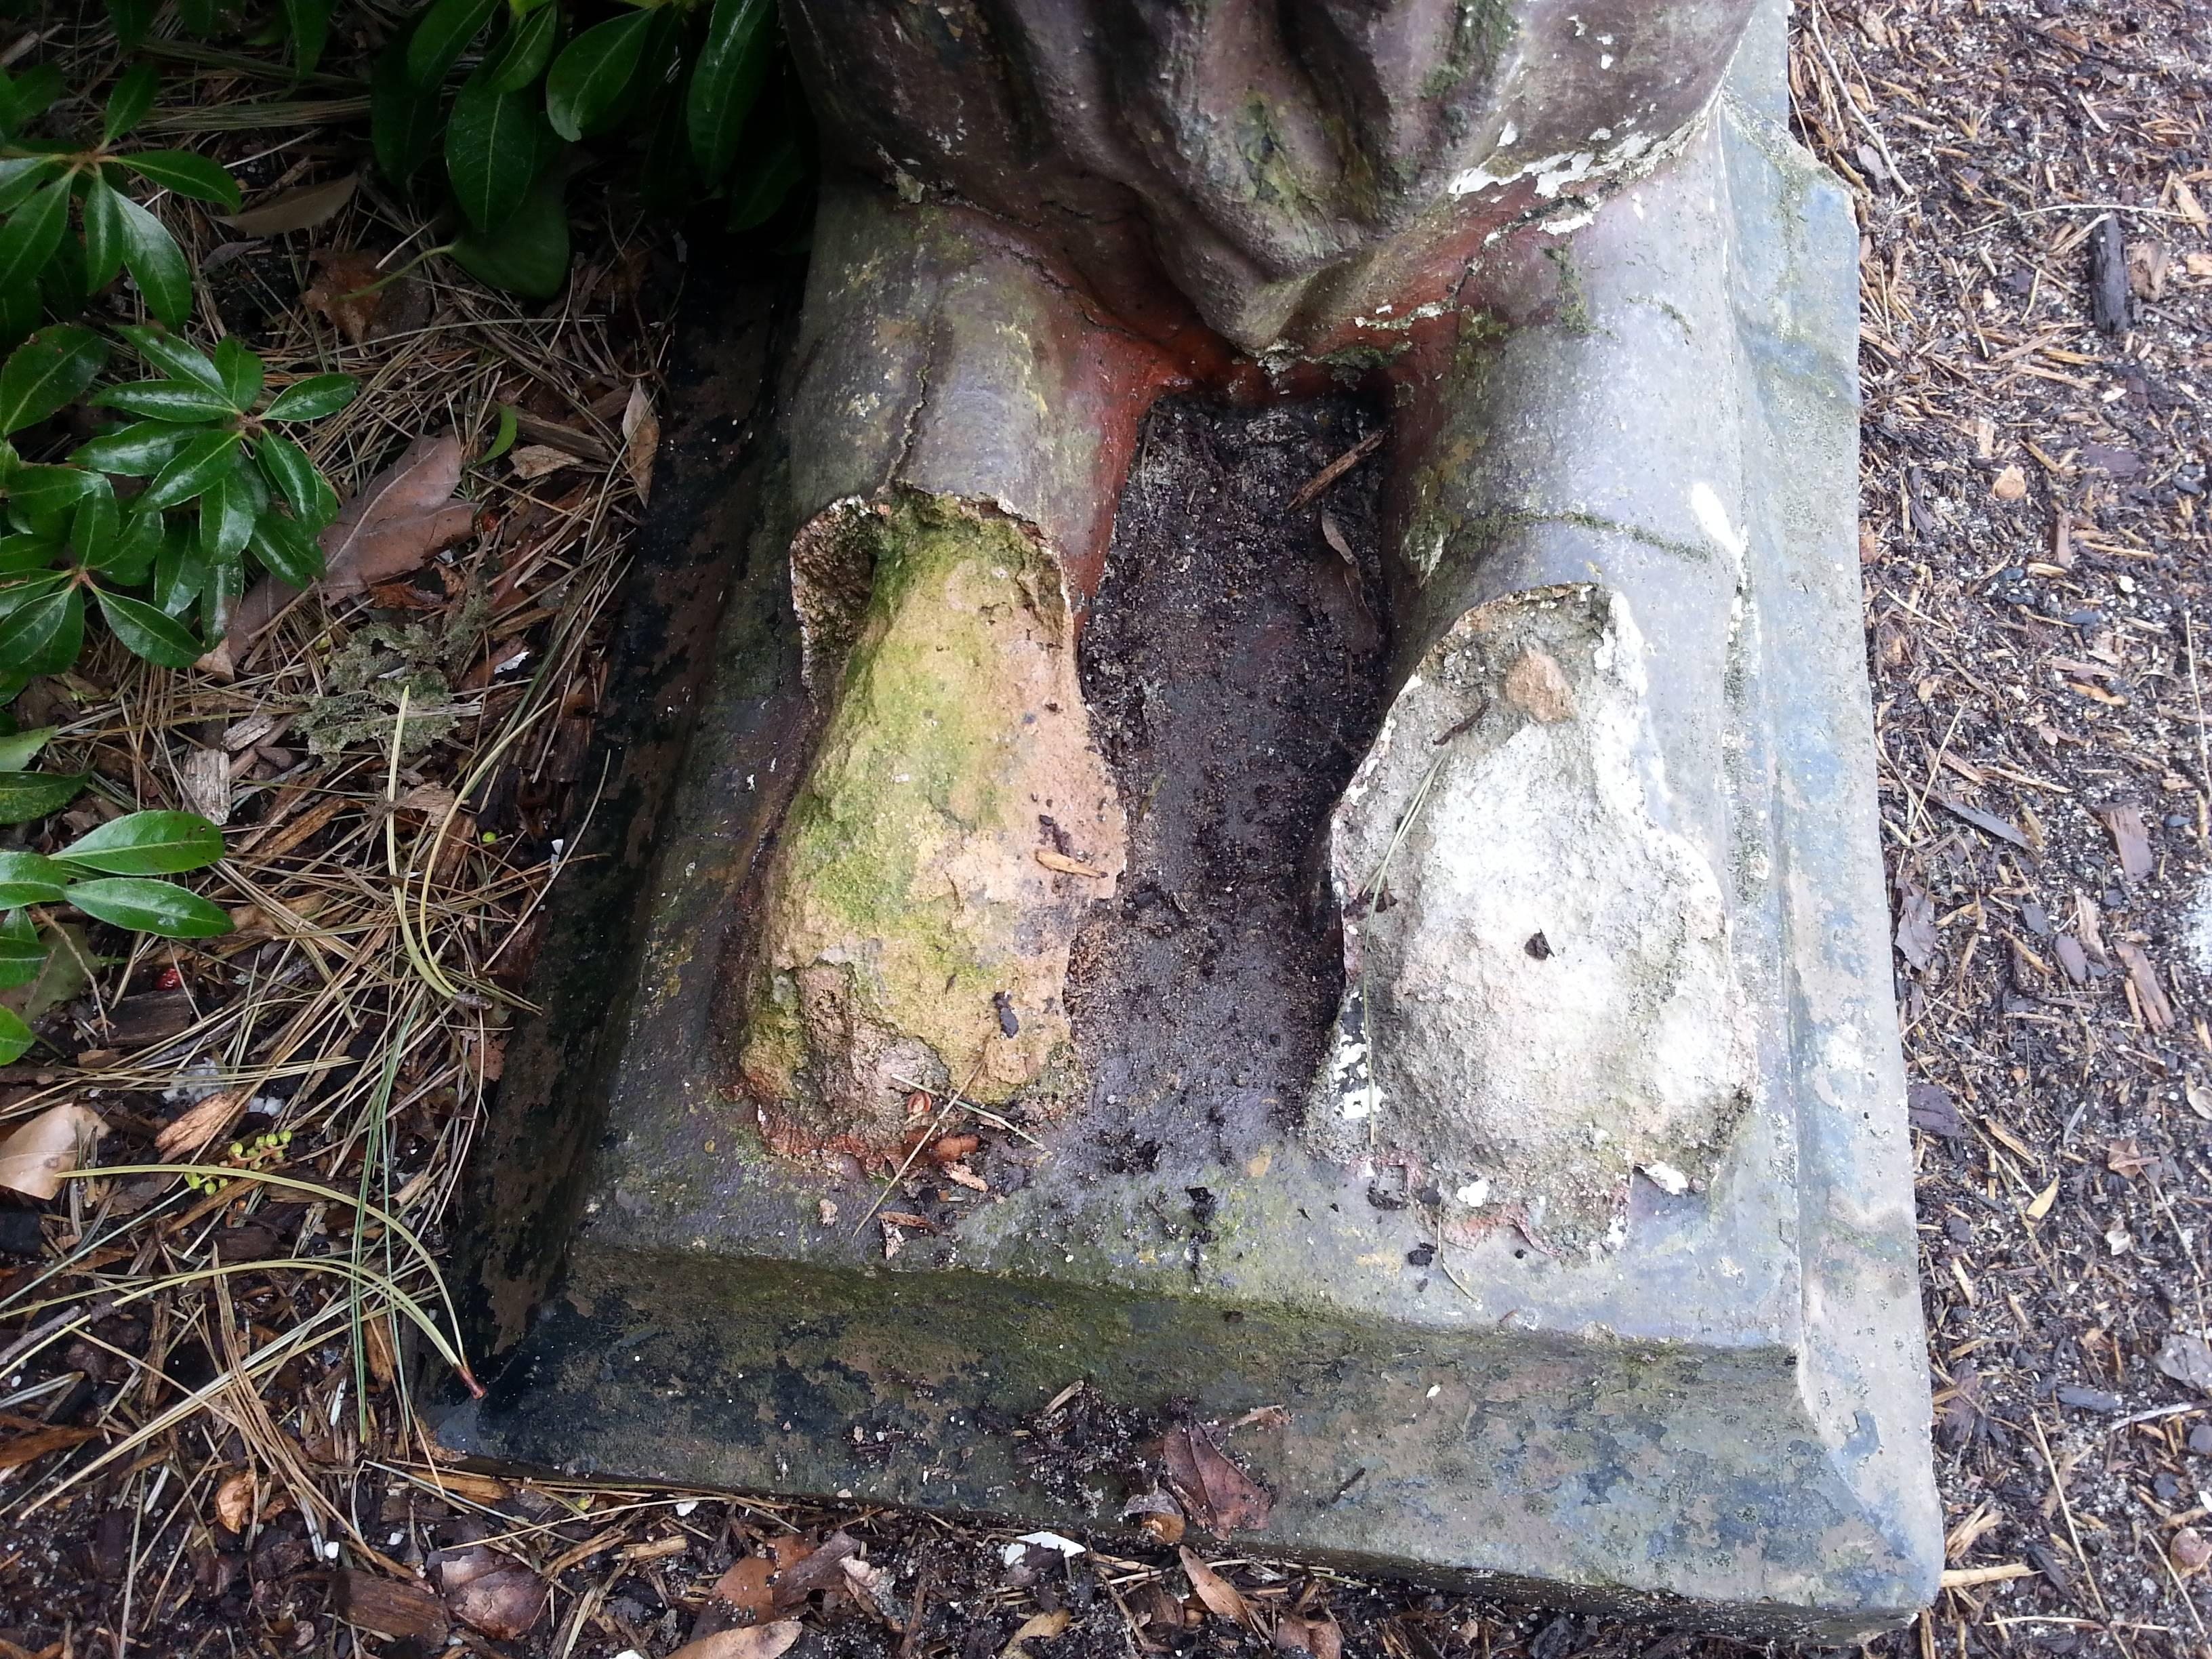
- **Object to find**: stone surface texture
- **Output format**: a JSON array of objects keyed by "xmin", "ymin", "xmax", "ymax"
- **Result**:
[{"xmin": 446, "ymin": 1, "xmax": 1940, "ymax": 1640}]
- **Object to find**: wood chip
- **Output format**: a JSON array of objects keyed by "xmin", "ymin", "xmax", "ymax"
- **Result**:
[
  {"xmin": 1036, "ymin": 848, "xmax": 1107, "ymax": 878},
  {"xmin": 1286, "ymin": 428, "xmax": 1385, "ymax": 512}
]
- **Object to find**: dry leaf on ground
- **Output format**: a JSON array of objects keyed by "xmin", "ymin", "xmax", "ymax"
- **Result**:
[
  {"xmin": 321, "ymin": 434, "xmax": 476, "ymax": 599},
  {"xmin": 157, "ymin": 1088, "xmax": 249, "ymax": 1160},
  {"xmin": 1274, "ymin": 1611, "xmax": 1345, "ymax": 1658},
  {"xmin": 1991, "ymin": 464, "xmax": 2028, "ymax": 500},
  {"xmin": 670, "ymin": 1623, "xmax": 804, "ymax": 1659},
  {"xmin": 304, "ymin": 249, "xmax": 397, "ymax": 344},
  {"xmin": 509, "ymin": 443, "xmax": 582, "ymax": 481},
  {"xmin": 0, "ymin": 1423, "xmax": 97, "ymax": 1471},
  {"xmin": 1893, "ymin": 882, "xmax": 1938, "ymax": 969},
  {"xmin": 330, "ymin": 1571, "xmax": 449, "ymax": 1644},
  {"xmin": 0, "ymin": 1104, "xmax": 106, "ymax": 1200},
  {"xmin": 219, "ymin": 173, "xmax": 358, "ymax": 238},
  {"xmin": 1180, "ymin": 1547, "xmax": 1252, "ymax": 1625},
  {"xmin": 213, "ymin": 1471, "xmax": 255, "ymax": 1532},
  {"xmin": 1002, "ymin": 1610, "xmax": 1072, "ymax": 1658},
  {"xmin": 1161, "ymin": 1422, "xmax": 1273, "ymax": 1533},
  {"xmin": 623, "ymin": 380, "xmax": 660, "ymax": 504},
  {"xmin": 434, "ymin": 1545, "xmax": 548, "ymax": 1640}
]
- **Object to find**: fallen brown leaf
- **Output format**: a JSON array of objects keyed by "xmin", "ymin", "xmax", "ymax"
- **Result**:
[
  {"xmin": 1893, "ymin": 882, "xmax": 1938, "ymax": 970},
  {"xmin": 1318, "ymin": 510, "xmax": 1354, "ymax": 567},
  {"xmin": 1179, "ymin": 1547, "xmax": 1252, "ymax": 1626},
  {"xmin": 331, "ymin": 1570, "xmax": 449, "ymax": 1644},
  {"xmin": 213, "ymin": 1470, "xmax": 255, "ymax": 1532},
  {"xmin": 2096, "ymin": 802, "xmax": 2154, "ymax": 880},
  {"xmin": 623, "ymin": 380, "xmax": 660, "ymax": 504},
  {"xmin": 1002, "ymin": 1610, "xmax": 1071, "ymax": 1658},
  {"xmin": 304, "ymin": 249, "xmax": 390, "ymax": 344},
  {"xmin": 220, "ymin": 173, "xmax": 358, "ymax": 238},
  {"xmin": 715, "ymin": 1536, "xmax": 814, "ymax": 1622},
  {"xmin": 509, "ymin": 443, "xmax": 583, "ymax": 481},
  {"xmin": 1122, "ymin": 1487, "xmax": 1187, "ymax": 1545},
  {"xmin": 1274, "ymin": 1612, "xmax": 1345, "ymax": 1658},
  {"xmin": 670, "ymin": 1623, "xmax": 804, "ymax": 1659},
  {"xmin": 2175, "ymin": 1529, "xmax": 2211, "ymax": 1574},
  {"xmin": 434, "ymin": 1546, "xmax": 547, "ymax": 1641},
  {"xmin": 321, "ymin": 434, "xmax": 477, "ymax": 600},
  {"xmin": 0, "ymin": 1423, "xmax": 96, "ymax": 1471},
  {"xmin": 1991, "ymin": 464, "xmax": 2028, "ymax": 500},
  {"xmin": 156, "ymin": 1088, "xmax": 249, "ymax": 1161},
  {"xmin": 1161, "ymin": 1422, "xmax": 1272, "ymax": 1534},
  {"xmin": 2155, "ymin": 1332, "xmax": 2212, "ymax": 1395},
  {"xmin": 0, "ymin": 1104, "xmax": 106, "ymax": 1201}
]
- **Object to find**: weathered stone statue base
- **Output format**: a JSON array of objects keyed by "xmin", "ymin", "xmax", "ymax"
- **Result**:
[{"xmin": 443, "ymin": 14, "xmax": 1939, "ymax": 1640}]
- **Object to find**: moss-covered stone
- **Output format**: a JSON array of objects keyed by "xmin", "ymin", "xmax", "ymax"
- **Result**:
[{"xmin": 738, "ymin": 495, "xmax": 1124, "ymax": 1158}]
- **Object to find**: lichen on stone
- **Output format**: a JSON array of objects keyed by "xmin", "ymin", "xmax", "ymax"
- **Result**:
[{"xmin": 736, "ymin": 493, "xmax": 1125, "ymax": 1160}]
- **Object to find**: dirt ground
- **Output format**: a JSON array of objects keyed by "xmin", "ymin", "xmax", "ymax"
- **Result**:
[{"xmin": 4, "ymin": 0, "xmax": 2212, "ymax": 1654}]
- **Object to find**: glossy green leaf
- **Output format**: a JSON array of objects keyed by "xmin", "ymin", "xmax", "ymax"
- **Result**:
[
  {"xmin": 260, "ymin": 374, "xmax": 356, "ymax": 422},
  {"xmin": 199, "ymin": 463, "xmax": 255, "ymax": 559},
  {"xmin": 0, "ymin": 66, "xmax": 65, "ymax": 138},
  {"xmin": 105, "ymin": 189, "xmax": 195, "ymax": 325},
  {"xmin": 3, "ymin": 464, "xmax": 100, "ymax": 522},
  {"xmin": 0, "ymin": 325, "xmax": 107, "ymax": 436},
  {"xmin": 451, "ymin": 168, "xmax": 569, "ymax": 299},
  {"xmin": 142, "ymin": 427, "xmax": 244, "ymax": 510},
  {"xmin": 95, "ymin": 583, "xmax": 206, "ymax": 669},
  {"xmin": 0, "ymin": 175, "xmax": 75, "ymax": 308},
  {"xmin": 0, "ymin": 1002, "xmax": 33, "ymax": 1062},
  {"xmin": 0, "ymin": 156, "xmax": 64, "ymax": 217},
  {"xmin": 0, "ymin": 535, "xmax": 60, "ymax": 577},
  {"xmin": 486, "ymin": 4, "xmax": 561, "ymax": 93},
  {"xmin": 153, "ymin": 521, "xmax": 207, "ymax": 617},
  {"xmin": 202, "ymin": 542, "xmax": 242, "ymax": 638},
  {"xmin": 92, "ymin": 380, "xmax": 235, "ymax": 422},
  {"xmin": 371, "ymin": 39, "xmax": 447, "ymax": 185},
  {"xmin": 283, "ymin": 0, "xmax": 332, "ymax": 77},
  {"xmin": 70, "ymin": 481, "xmax": 118, "ymax": 567},
  {"xmin": 62, "ymin": 876, "xmax": 232, "ymax": 938},
  {"xmin": 119, "ymin": 151, "xmax": 242, "ymax": 211},
  {"xmin": 0, "ymin": 727, "xmax": 50, "ymax": 771},
  {"xmin": 56, "ymin": 809, "xmax": 224, "ymax": 876},
  {"xmin": 247, "ymin": 508, "xmax": 325, "ymax": 586},
  {"xmin": 0, "ymin": 849, "xmax": 70, "ymax": 905},
  {"xmin": 116, "ymin": 325, "xmax": 226, "ymax": 395},
  {"xmin": 545, "ymin": 10, "xmax": 652, "ymax": 142},
  {"xmin": 0, "ymin": 769, "xmax": 85, "ymax": 823},
  {"xmin": 407, "ymin": 0, "xmax": 501, "ymax": 87},
  {"xmin": 0, "ymin": 909, "xmax": 45, "ymax": 990},
  {"xmin": 213, "ymin": 336, "xmax": 263, "ymax": 410},
  {"xmin": 91, "ymin": 507, "xmax": 163, "ymax": 583},
  {"xmin": 687, "ymin": 0, "xmax": 771, "ymax": 188},
  {"xmin": 103, "ymin": 63, "xmax": 160, "ymax": 146},
  {"xmin": 0, "ymin": 571, "xmax": 68, "ymax": 617},
  {"xmin": 71, "ymin": 420, "xmax": 196, "ymax": 476},
  {"xmin": 251, "ymin": 432, "xmax": 338, "ymax": 529},
  {"xmin": 445, "ymin": 75, "xmax": 542, "ymax": 232},
  {"xmin": 0, "ymin": 585, "xmax": 83, "ymax": 678},
  {"xmin": 105, "ymin": 0, "xmax": 157, "ymax": 47},
  {"xmin": 81, "ymin": 176, "xmax": 127, "ymax": 289}
]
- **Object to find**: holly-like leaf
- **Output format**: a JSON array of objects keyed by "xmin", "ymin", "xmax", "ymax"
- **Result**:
[
  {"xmin": 94, "ymin": 586, "xmax": 206, "ymax": 668},
  {"xmin": 142, "ymin": 427, "xmax": 244, "ymax": 510},
  {"xmin": 91, "ymin": 380, "xmax": 235, "ymax": 422},
  {"xmin": 0, "ymin": 176, "xmax": 75, "ymax": 311},
  {"xmin": 247, "ymin": 508, "xmax": 325, "ymax": 586},
  {"xmin": 282, "ymin": 0, "xmax": 332, "ymax": 78},
  {"xmin": 72, "ymin": 420, "xmax": 196, "ymax": 476},
  {"xmin": 199, "ymin": 462, "xmax": 256, "ymax": 559},
  {"xmin": 261, "ymin": 374, "xmax": 355, "ymax": 422},
  {"xmin": 486, "ymin": 5, "xmax": 561, "ymax": 94},
  {"xmin": 0, "ymin": 850, "xmax": 70, "ymax": 905},
  {"xmin": 252, "ymin": 432, "xmax": 338, "ymax": 528},
  {"xmin": 687, "ymin": 0, "xmax": 772, "ymax": 188},
  {"xmin": 104, "ymin": 190, "xmax": 197, "ymax": 326},
  {"xmin": 81, "ymin": 176, "xmax": 128, "ymax": 289},
  {"xmin": 103, "ymin": 63, "xmax": 160, "ymax": 147},
  {"xmin": 3, "ymin": 463, "xmax": 101, "ymax": 523},
  {"xmin": 0, "ymin": 585, "xmax": 83, "ymax": 677},
  {"xmin": 153, "ymin": 520, "xmax": 207, "ymax": 617},
  {"xmin": 545, "ymin": 11, "xmax": 653, "ymax": 142},
  {"xmin": 0, "ymin": 909, "xmax": 44, "ymax": 989},
  {"xmin": 213, "ymin": 336, "xmax": 262, "ymax": 411},
  {"xmin": 89, "ymin": 507, "xmax": 163, "ymax": 583},
  {"xmin": 0, "ymin": 325, "xmax": 108, "ymax": 436},
  {"xmin": 55, "ymin": 808, "xmax": 224, "ymax": 874},
  {"xmin": 115, "ymin": 325, "xmax": 226, "ymax": 395},
  {"xmin": 118, "ymin": 152, "xmax": 242, "ymax": 211},
  {"xmin": 62, "ymin": 876, "xmax": 232, "ymax": 938},
  {"xmin": 0, "ymin": 769, "xmax": 85, "ymax": 823}
]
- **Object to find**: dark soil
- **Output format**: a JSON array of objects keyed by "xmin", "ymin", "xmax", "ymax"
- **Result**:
[{"xmin": 1067, "ymin": 394, "xmax": 1393, "ymax": 1181}]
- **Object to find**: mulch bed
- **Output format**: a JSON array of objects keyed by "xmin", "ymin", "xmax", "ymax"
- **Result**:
[{"xmin": 3, "ymin": 0, "xmax": 2211, "ymax": 1654}]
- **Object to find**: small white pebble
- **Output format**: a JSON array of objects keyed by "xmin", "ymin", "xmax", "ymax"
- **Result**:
[
  {"xmin": 323, "ymin": 1541, "xmax": 341, "ymax": 1561},
  {"xmin": 674, "ymin": 1500, "xmax": 698, "ymax": 1517},
  {"xmin": 1426, "ymin": 1384, "xmax": 1441, "ymax": 1399},
  {"xmin": 1642, "ymin": 1162, "xmax": 1689, "ymax": 1196}
]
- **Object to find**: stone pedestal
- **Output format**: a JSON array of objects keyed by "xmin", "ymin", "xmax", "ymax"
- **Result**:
[{"xmin": 441, "ymin": 12, "xmax": 1940, "ymax": 1640}]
